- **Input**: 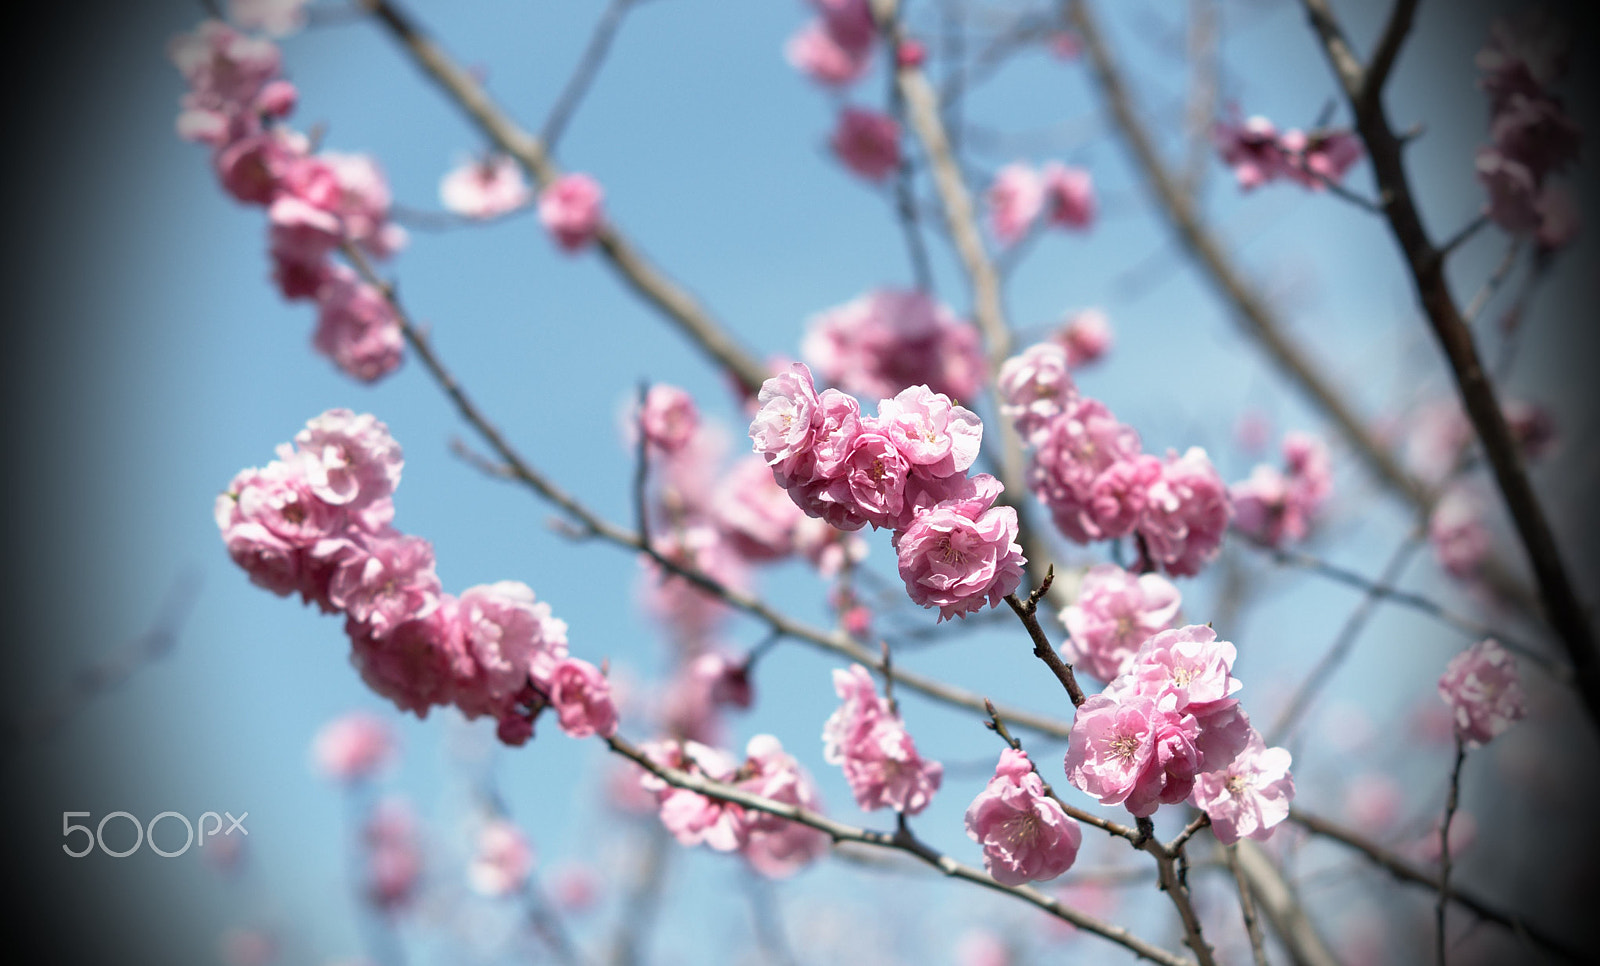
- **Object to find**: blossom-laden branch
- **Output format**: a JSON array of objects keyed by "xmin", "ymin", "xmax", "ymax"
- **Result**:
[
  {"xmin": 602, "ymin": 732, "xmax": 1198, "ymax": 966},
  {"xmin": 1289, "ymin": 808, "xmax": 1583, "ymax": 962},
  {"xmin": 354, "ymin": 0, "xmax": 770, "ymax": 396},
  {"xmin": 337, "ymin": 243, "xmax": 1075, "ymax": 740},
  {"xmin": 1293, "ymin": 0, "xmax": 1600, "ymax": 735}
]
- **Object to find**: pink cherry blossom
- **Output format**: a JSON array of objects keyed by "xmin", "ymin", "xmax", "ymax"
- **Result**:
[
  {"xmin": 1279, "ymin": 128, "xmax": 1364, "ymax": 188},
  {"xmin": 292, "ymin": 409, "xmax": 404, "ymax": 513},
  {"xmin": 312, "ymin": 266, "xmax": 404, "ymax": 383},
  {"xmin": 169, "ymin": 21, "xmax": 283, "ymax": 144},
  {"xmin": 1138, "ymin": 447, "xmax": 1232, "ymax": 577},
  {"xmin": 348, "ymin": 594, "xmax": 473, "ymax": 718},
  {"xmin": 997, "ymin": 341, "xmax": 1075, "ymax": 443},
  {"xmin": 330, "ymin": 530, "xmax": 443, "ymax": 638},
  {"xmin": 822, "ymin": 664, "xmax": 943, "ymax": 814},
  {"xmin": 1429, "ymin": 487, "xmax": 1491, "ymax": 579},
  {"xmin": 455, "ymin": 581, "xmax": 570, "ymax": 710},
  {"xmin": 468, "ymin": 819, "xmax": 535, "ymax": 897},
  {"xmin": 835, "ymin": 424, "xmax": 912, "ymax": 529},
  {"xmin": 1059, "ymin": 564, "xmax": 1181, "ymax": 683},
  {"xmin": 364, "ymin": 798, "xmax": 423, "ymax": 911},
  {"xmin": 268, "ymin": 194, "xmax": 342, "ymax": 271},
  {"xmin": 895, "ymin": 473, "xmax": 1026, "ymax": 621},
  {"xmin": 538, "ymin": 173, "xmax": 605, "ymax": 252},
  {"xmin": 1063, "ymin": 692, "xmax": 1199, "ymax": 817},
  {"xmin": 639, "ymin": 384, "xmax": 700, "ymax": 455},
  {"xmin": 1438, "ymin": 639, "xmax": 1526, "ymax": 747},
  {"xmin": 1189, "ymin": 729, "xmax": 1294, "ymax": 845},
  {"xmin": 875, "ymin": 384, "xmax": 983, "ymax": 478},
  {"xmin": 654, "ymin": 741, "xmax": 752, "ymax": 851},
  {"xmin": 439, "ymin": 155, "xmax": 532, "ymax": 219},
  {"xmin": 812, "ymin": 0, "xmax": 875, "ymax": 51},
  {"xmin": 1027, "ymin": 396, "xmax": 1144, "ymax": 543},
  {"xmin": 750, "ymin": 362, "xmax": 821, "ymax": 478},
  {"xmin": 786, "ymin": 20, "xmax": 872, "ymax": 86},
  {"xmin": 214, "ymin": 129, "xmax": 302, "ymax": 205},
  {"xmin": 311, "ymin": 712, "xmax": 396, "ymax": 783},
  {"xmin": 1476, "ymin": 147, "xmax": 1542, "ymax": 234},
  {"xmin": 802, "ymin": 289, "xmax": 985, "ymax": 403},
  {"xmin": 964, "ymin": 748, "xmax": 1082, "ymax": 885},
  {"xmin": 1233, "ymin": 431, "xmax": 1334, "ymax": 549},
  {"xmin": 547, "ymin": 657, "xmax": 619, "ymax": 739},
  {"xmin": 320, "ymin": 152, "xmax": 406, "ymax": 257},
  {"xmin": 713, "ymin": 455, "xmax": 804, "ymax": 560},
  {"xmin": 228, "ymin": 0, "xmax": 310, "ymax": 36},
  {"xmin": 987, "ymin": 163, "xmax": 1044, "ymax": 246},
  {"xmin": 830, "ymin": 107, "xmax": 901, "ymax": 182},
  {"xmin": 1215, "ymin": 115, "xmax": 1289, "ymax": 190},
  {"xmin": 736, "ymin": 735, "xmax": 829, "ymax": 878},
  {"xmin": 1058, "ymin": 308, "xmax": 1112, "ymax": 368},
  {"xmin": 1041, "ymin": 162, "xmax": 1096, "ymax": 229},
  {"xmin": 1130, "ymin": 624, "xmax": 1244, "ymax": 718},
  {"xmin": 896, "ymin": 38, "xmax": 927, "ymax": 70}
]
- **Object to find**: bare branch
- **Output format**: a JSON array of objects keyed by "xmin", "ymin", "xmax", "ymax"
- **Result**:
[
  {"xmin": 539, "ymin": 0, "xmax": 636, "ymax": 154},
  {"xmin": 1437, "ymin": 735, "xmax": 1466, "ymax": 966},
  {"xmin": 1224, "ymin": 845, "xmax": 1270, "ymax": 966}
]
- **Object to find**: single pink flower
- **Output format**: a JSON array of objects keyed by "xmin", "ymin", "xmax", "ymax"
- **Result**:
[
  {"xmin": 713, "ymin": 455, "xmax": 804, "ymax": 560},
  {"xmin": 1059, "ymin": 564, "xmax": 1182, "ymax": 683},
  {"xmin": 1189, "ymin": 729, "xmax": 1294, "ymax": 845},
  {"xmin": 964, "ymin": 748, "xmax": 1082, "ymax": 885},
  {"xmin": 1438, "ymin": 639, "xmax": 1526, "ymax": 747},
  {"xmin": 330, "ymin": 530, "xmax": 443, "ymax": 639},
  {"xmin": 547, "ymin": 657, "xmax": 619, "ymax": 739},
  {"xmin": 997, "ymin": 341, "xmax": 1075, "ymax": 444},
  {"xmin": 1027, "ymin": 396, "xmax": 1144, "ymax": 543},
  {"xmin": 454, "ymin": 581, "xmax": 570, "ymax": 712},
  {"xmin": 311, "ymin": 712, "xmax": 396, "ymax": 783},
  {"xmin": 785, "ymin": 20, "xmax": 872, "ymax": 86},
  {"xmin": 440, "ymin": 154, "xmax": 532, "ymax": 219},
  {"xmin": 1058, "ymin": 308, "xmax": 1112, "ymax": 368},
  {"xmin": 348, "ymin": 594, "xmax": 474, "ymax": 718},
  {"xmin": 802, "ymin": 288, "xmax": 985, "ymax": 403},
  {"xmin": 312, "ymin": 266, "xmax": 404, "ymax": 383},
  {"xmin": 895, "ymin": 473, "xmax": 1026, "ymax": 621},
  {"xmin": 875, "ymin": 384, "xmax": 984, "ymax": 478},
  {"xmin": 822, "ymin": 664, "xmax": 943, "ymax": 814},
  {"xmin": 830, "ymin": 107, "xmax": 901, "ymax": 182},
  {"xmin": 1429, "ymin": 487, "xmax": 1492, "ymax": 580},
  {"xmin": 1138, "ymin": 447, "xmax": 1232, "ymax": 577},
  {"xmin": 539, "ymin": 172, "xmax": 605, "ymax": 252},
  {"xmin": 1063, "ymin": 692, "xmax": 1198, "ymax": 817},
  {"xmin": 638, "ymin": 384, "xmax": 700, "ymax": 454},
  {"xmin": 1041, "ymin": 162, "xmax": 1096, "ymax": 229},
  {"xmin": 1214, "ymin": 115, "xmax": 1289, "ymax": 190},
  {"xmin": 468, "ymin": 819, "xmax": 535, "ymax": 897},
  {"xmin": 987, "ymin": 163, "xmax": 1044, "ymax": 246},
  {"xmin": 750, "ymin": 362, "xmax": 822, "ymax": 479},
  {"xmin": 736, "ymin": 735, "xmax": 830, "ymax": 877},
  {"xmin": 292, "ymin": 408, "xmax": 405, "ymax": 512},
  {"xmin": 835, "ymin": 424, "xmax": 912, "ymax": 529}
]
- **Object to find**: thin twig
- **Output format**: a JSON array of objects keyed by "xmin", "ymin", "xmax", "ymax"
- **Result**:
[
  {"xmin": 1165, "ymin": 814, "xmax": 1211, "ymax": 856},
  {"xmin": 1288, "ymin": 808, "xmax": 1582, "ymax": 962},
  {"xmin": 1437, "ymin": 734, "xmax": 1466, "ymax": 966},
  {"xmin": 338, "ymin": 242, "xmax": 1076, "ymax": 740},
  {"xmin": 604, "ymin": 732, "xmax": 1196, "ymax": 966},
  {"xmin": 1004, "ymin": 577, "xmax": 1087, "ymax": 708},
  {"xmin": 1462, "ymin": 240, "xmax": 1523, "ymax": 327},
  {"xmin": 1224, "ymin": 845, "xmax": 1270, "ymax": 966},
  {"xmin": 539, "ymin": 0, "xmax": 636, "ymax": 154}
]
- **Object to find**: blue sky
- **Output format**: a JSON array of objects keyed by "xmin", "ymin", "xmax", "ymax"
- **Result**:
[{"xmin": 11, "ymin": 0, "xmax": 1595, "ymax": 963}]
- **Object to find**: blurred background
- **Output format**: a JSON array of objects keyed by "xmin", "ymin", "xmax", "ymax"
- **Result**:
[{"xmin": 1, "ymin": 0, "xmax": 1596, "ymax": 963}]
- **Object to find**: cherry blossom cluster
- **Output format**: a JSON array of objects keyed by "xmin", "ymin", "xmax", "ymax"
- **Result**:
[
  {"xmin": 216, "ymin": 409, "xmax": 616, "ymax": 746},
  {"xmin": 999, "ymin": 342, "xmax": 1231, "ymax": 576},
  {"xmin": 1230, "ymin": 431, "xmax": 1333, "ymax": 547},
  {"xmin": 1213, "ymin": 113, "xmax": 1363, "ymax": 192},
  {"xmin": 964, "ymin": 748, "xmax": 1082, "ymax": 885},
  {"xmin": 637, "ymin": 734, "xmax": 830, "ymax": 878},
  {"xmin": 825, "ymin": 665, "xmax": 944, "ymax": 814},
  {"xmin": 803, "ymin": 289, "xmax": 986, "ymax": 403},
  {"xmin": 985, "ymin": 162, "xmax": 1098, "ymax": 247},
  {"xmin": 750, "ymin": 363, "xmax": 1026, "ymax": 621},
  {"xmin": 1059, "ymin": 564, "xmax": 1182, "ymax": 683},
  {"xmin": 537, "ymin": 173, "xmax": 606, "ymax": 253},
  {"xmin": 1437, "ymin": 638, "xmax": 1527, "ymax": 747},
  {"xmin": 1473, "ymin": 13, "xmax": 1580, "ymax": 247},
  {"xmin": 1064, "ymin": 624, "xmax": 1293, "ymax": 841},
  {"xmin": 170, "ymin": 18, "xmax": 409, "ymax": 383}
]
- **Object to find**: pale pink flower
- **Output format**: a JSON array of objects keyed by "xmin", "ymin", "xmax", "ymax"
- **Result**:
[
  {"xmin": 455, "ymin": 581, "xmax": 570, "ymax": 709},
  {"xmin": 823, "ymin": 665, "xmax": 943, "ymax": 815},
  {"xmin": 987, "ymin": 163, "xmax": 1044, "ymax": 246},
  {"xmin": 713, "ymin": 455, "xmax": 804, "ymax": 560},
  {"xmin": 956, "ymin": 930, "xmax": 1011, "ymax": 966},
  {"xmin": 229, "ymin": 0, "xmax": 311, "ymax": 36},
  {"xmin": 1215, "ymin": 115, "xmax": 1289, "ymax": 190},
  {"xmin": 655, "ymin": 742, "xmax": 752, "ymax": 851},
  {"xmin": 1438, "ymin": 639, "xmax": 1526, "ymax": 747},
  {"xmin": 214, "ymin": 129, "xmax": 302, "ymax": 205},
  {"xmin": 895, "ymin": 473, "xmax": 1026, "ymax": 621},
  {"xmin": 312, "ymin": 266, "xmax": 404, "ymax": 383},
  {"xmin": 1063, "ymin": 692, "xmax": 1199, "ymax": 817},
  {"xmin": 830, "ymin": 107, "xmax": 901, "ymax": 182},
  {"xmin": 1138, "ymin": 447, "xmax": 1232, "ymax": 577},
  {"xmin": 997, "ymin": 342, "xmax": 1075, "ymax": 444},
  {"xmin": 169, "ymin": 21, "xmax": 282, "ymax": 143},
  {"xmin": 801, "ymin": 289, "xmax": 985, "ymax": 403},
  {"xmin": 792, "ymin": 516, "xmax": 869, "ymax": 577},
  {"xmin": 293, "ymin": 409, "xmax": 404, "ymax": 512},
  {"xmin": 1280, "ymin": 128, "xmax": 1364, "ymax": 188},
  {"xmin": 364, "ymin": 798, "xmax": 423, "ymax": 911},
  {"xmin": 329, "ymin": 531, "xmax": 442, "ymax": 638},
  {"xmin": 1230, "ymin": 465, "xmax": 1293, "ymax": 546},
  {"xmin": 547, "ymin": 657, "xmax": 619, "ymax": 739},
  {"xmin": 1059, "ymin": 564, "xmax": 1181, "ymax": 683},
  {"xmin": 320, "ymin": 152, "xmax": 405, "ymax": 258},
  {"xmin": 786, "ymin": 20, "xmax": 872, "ymax": 86},
  {"xmin": 1041, "ymin": 162, "xmax": 1096, "ymax": 229},
  {"xmin": 750, "ymin": 362, "xmax": 822, "ymax": 479},
  {"xmin": 834, "ymin": 424, "xmax": 912, "ymax": 529},
  {"xmin": 216, "ymin": 458, "xmax": 342, "ymax": 601},
  {"xmin": 1189, "ymin": 730, "xmax": 1294, "ymax": 845},
  {"xmin": 1130, "ymin": 624, "xmax": 1244, "ymax": 720},
  {"xmin": 1027, "ymin": 396, "xmax": 1143, "ymax": 543},
  {"xmin": 737, "ymin": 735, "xmax": 829, "ymax": 877},
  {"xmin": 1429, "ymin": 487, "xmax": 1491, "ymax": 579},
  {"xmin": 1058, "ymin": 308, "xmax": 1112, "ymax": 368},
  {"xmin": 268, "ymin": 194, "xmax": 342, "ymax": 268},
  {"xmin": 550, "ymin": 864, "xmax": 601, "ymax": 913},
  {"xmin": 311, "ymin": 712, "xmax": 395, "ymax": 783},
  {"xmin": 348, "ymin": 594, "xmax": 474, "ymax": 718},
  {"xmin": 639, "ymin": 384, "xmax": 700, "ymax": 454},
  {"xmin": 468, "ymin": 819, "xmax": 535, "ymax": 897},
  {"xmin": 439, "ymin": 155, "xmax": 531, "ymax": 219},
  {"xmin": 538, "ymin": 173, "xmax": 605, "ymax": 252},
  {"xmin": 875, "ymin": 384, "xmax": 983, "ymax": 478},
  {"xmin": 964, "ymin": 748, "xmax": 1082, "ymax": 885}
]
